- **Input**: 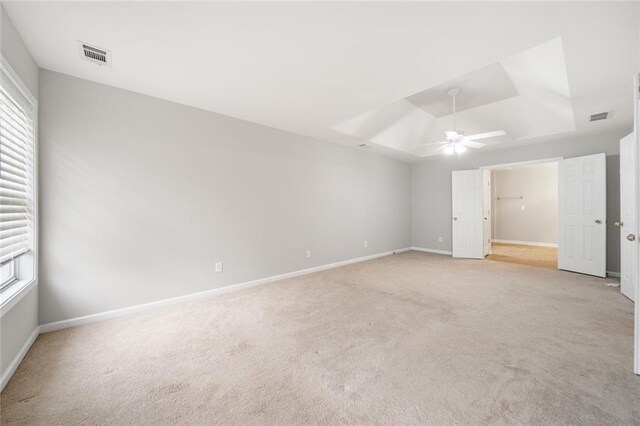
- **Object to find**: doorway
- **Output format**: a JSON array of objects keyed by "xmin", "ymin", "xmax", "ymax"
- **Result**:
[
  {"xmin": 485, "ymin": 161, "xmax": 559, "ymax": 269},
  {"xmin": 452, "ymin": 154, "xmax": 607, "ymax": 277}
]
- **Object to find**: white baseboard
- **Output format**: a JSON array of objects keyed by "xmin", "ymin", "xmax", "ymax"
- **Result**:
[
  {"xmin": 410, "ymin": 247, "xmax": 453, "ymax": 256},
  {"xmin": 491, "ymin": 239, "xmax": 558, "ymax": 248},
  {"xmin": 39, "ymin": 247, "xmax": 411, "ymax": 334},
  {"xmin": 606, "ymin": 271, "xmax": 621, "ymax": 278},
  {"xmin": 0, "ymin": 326, "xmax": 39, "ymax": 392}
]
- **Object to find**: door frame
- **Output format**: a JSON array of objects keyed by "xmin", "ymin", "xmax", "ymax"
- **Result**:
[
  {"xmin": 632, "ymin": 74, "xmax": 639, "ymax": 376},
  {"xmin": 479, "ymin": 157, "xmax": 564, "ymax": 171},
  {"xmin": 482, "ymin": 170, "xmax": 492, "ymax": 256},
  {"xmin": 480, "ymin": 157, "xmax": 562, "ymax": 263}
]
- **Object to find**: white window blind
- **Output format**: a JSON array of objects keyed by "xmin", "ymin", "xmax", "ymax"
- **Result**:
[{"xmin": 0, "ymin": 68, "xmax": 35, "ymax": 265}]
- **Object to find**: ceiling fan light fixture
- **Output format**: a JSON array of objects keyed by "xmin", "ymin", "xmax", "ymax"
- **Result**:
[
  {"xmin": 443, "ymin": 145, "xmax": 455, "ymax": 155},
  {"xmin": 454, "ymin": 144, "xmax": 467, "ymax": 154}
]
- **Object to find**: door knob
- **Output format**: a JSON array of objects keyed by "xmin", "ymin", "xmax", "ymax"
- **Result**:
[
  {"xmin": 595, "ymin": 219, "xmax": 602, "ymax": 224},
  {"xmin": 627, "ymin": 234, "xmax": 636, "ymax": 242},
  {"xmin": 615, "ymin": 221, "xmax": 624, "ymax": 227},
  {"xmin": 453, "ymin": 217, "xmax": 457, "ymax": 221}
]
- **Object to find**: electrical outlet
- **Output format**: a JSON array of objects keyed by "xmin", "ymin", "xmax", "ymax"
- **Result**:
[
  {"xmin": 438, "ymin": 236, "xmax": 443, "ymax": 243},
  {"xmin": 215, "ymin": 261, "xmax": 223, "ymax": 273},
  {"xmin": 364, "ymin": 240, "xmax": 368, "ymax": 248},
  {"xmin": 306, "ymin": 250, "xmax": 312, "ymax": 258}
]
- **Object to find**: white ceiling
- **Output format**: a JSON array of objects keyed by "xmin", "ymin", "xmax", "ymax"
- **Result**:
[{"xmin": 3, "ymin": 1, "xmax": 638, "ymax": 162}]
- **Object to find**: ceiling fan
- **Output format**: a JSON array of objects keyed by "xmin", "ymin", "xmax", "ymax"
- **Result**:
[{"xmin": 416, "ymin": 88, "xmax": 506, "ymax": 155}]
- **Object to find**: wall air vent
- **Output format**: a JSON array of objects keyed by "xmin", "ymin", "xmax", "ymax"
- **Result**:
[
  {"xmin": 589, "ymin": 112, "xmax": 610, "ymax": 122},
  {"xmin": 78, "ymin": 41, "xmax": 112, "ymax": 67},
  {"xmin": 359, "ymin": 143, "xmax": 372, "ymax": 148}
]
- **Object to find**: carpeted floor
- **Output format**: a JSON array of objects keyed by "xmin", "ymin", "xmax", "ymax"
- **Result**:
[
  {"xmin": 487, "ymin": 242, "xmax": 558, "ymax": 270},
  {"xmin": 1, "ymin": 251, "xmax": 638, "ymax": 425}
]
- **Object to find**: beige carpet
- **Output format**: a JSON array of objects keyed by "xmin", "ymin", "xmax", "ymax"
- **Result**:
[
  {"xmin": 1, "ymin": 251, "xmax": 638, "ymax": 425},
  {"xmin": 487, "ymin": 242, "xmax": 558, "ymax": 270}
]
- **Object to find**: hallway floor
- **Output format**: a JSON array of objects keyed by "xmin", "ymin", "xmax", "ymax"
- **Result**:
[{"xmin": 487, "ymin": 242, "xmax": 558, "ymax": 269}]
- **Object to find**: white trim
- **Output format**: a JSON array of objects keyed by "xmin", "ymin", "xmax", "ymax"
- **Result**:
[
  {"xmin": 410, "ymin": 247, "xmax": 453, "ymax": 256},
  {"xmin": 0, "ymin": 326, "xmax": 38, "ymax": 392},
  {"xmin": 491, "ymin": 239, "xmax": 558, "ymax": 248},
  {"xmin": 39, "ymin": 247, "xmax": 411, "ymax": 333},
  {"xmin": 606, "ymin": 271, "xmax": 621, "ymax": 278},
  {"xmin": 634, "ymin": 74, "xmax": 639, "ymax": 376},
  {"xmin": 633, "ymin": 74, "xmax": 640, "ymax": 375},
  {"xmin": 480, "ymin": 157, "xmax": 563, "ymax": 170},
  {"xmin": 0, "ymin": 278, "xmax": 36, "ymax": 317}
]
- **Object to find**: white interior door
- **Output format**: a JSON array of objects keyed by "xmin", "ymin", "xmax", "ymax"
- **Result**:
[
  {"xmin": 452, "ymin": 170, "xmax": 484, "ymax": 259},
  {"xmin": 558, "ymin": 153, "xmax": 607, "ymax": 277},
  {"xmin": 483, "ymin": 170, "xmax": 492, "ymax": 256},
  {"xmin": 620, "ymin": 133, "xmax": 637, "ymax": 301}
]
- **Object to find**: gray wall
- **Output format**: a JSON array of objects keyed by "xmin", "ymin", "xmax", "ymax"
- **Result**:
[
  {"xmin": 38, "ymin": 70, "xmax": 412, "ymax": 324},
  {"xmin": 1, "ymin": 288, "xmax": 37, "ymax": 376},
  {"xmin": 411, "ymin": 133, "xmax": 626, "ymax": 273},
  {"xmin": 491, "ymin": 163, "xmax": 558, "ymax": 245},
  {"xmin": 0, "ymin": 5, "xmax": 39, "ymax": 378},
  {"xmin": 0, "ymin": 6, "xmax": 38, "ymax": 97}
]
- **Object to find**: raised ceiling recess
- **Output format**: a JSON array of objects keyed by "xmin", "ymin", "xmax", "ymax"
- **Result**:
[
  {"xmin": 406, "ymin": 63, "xmax": 519, "ymax": 118},
  {"xmin": 332, "ymin": 37, "xmax": 577, "ymax": 158}
]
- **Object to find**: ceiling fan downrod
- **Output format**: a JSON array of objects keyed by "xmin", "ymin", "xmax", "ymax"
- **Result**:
[{"xmin": 447, "ymin": 87, "xmax": 461, "ymax": 133}]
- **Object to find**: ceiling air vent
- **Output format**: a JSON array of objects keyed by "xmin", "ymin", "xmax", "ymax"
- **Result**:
[
  {"xmin": 78, "ymin": 41, "xmax": 112, "ymax": 67},
  {"xmin": 358, "ymin": 143, "xmax": 373, "ymax": 149},
  {"xmin": 589, "ymin": 112, "xmax": 610, "ymax": 122}
]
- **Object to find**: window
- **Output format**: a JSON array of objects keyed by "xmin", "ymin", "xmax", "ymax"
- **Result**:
[
  {"xmin": 0, "ymin": 260, "xmax": 16, "ymax": 291},
  {"xmin": 0, "ymin": 56, "xmax": 36, "ymax": 293}
]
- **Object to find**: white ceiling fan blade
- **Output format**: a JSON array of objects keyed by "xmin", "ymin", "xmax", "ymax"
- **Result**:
[
  {"xmin": 415, "ymin": 141, "xmax": 447, "ymax": 147},
  {"xmin": 462, "ymin": 141, "xmax": 486, "ymax": 149},
  {"xmin": 444, "ymin": 131, "xmax": 460, "ymax": 139},
  {"xmin": 465, "ymin": 130, "xmax": 506, "ymax": 141}
]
